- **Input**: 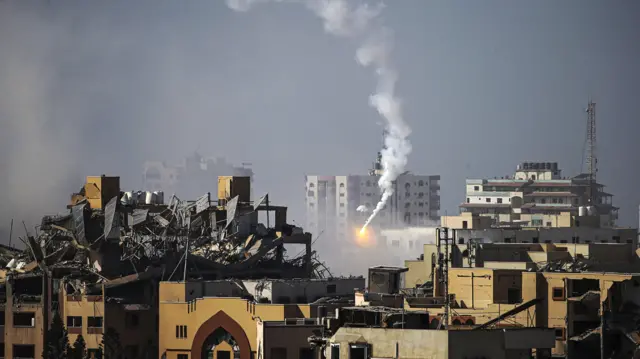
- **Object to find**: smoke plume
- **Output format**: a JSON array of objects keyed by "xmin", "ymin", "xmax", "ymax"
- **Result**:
[{"xmin": 225, "ymin": 0, "xmax": 412, "ymax": 232}]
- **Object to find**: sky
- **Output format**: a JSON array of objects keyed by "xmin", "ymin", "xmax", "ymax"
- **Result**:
[{"xmin": 1, "ymin": 0, "xmax": 639, "ymax": 240}]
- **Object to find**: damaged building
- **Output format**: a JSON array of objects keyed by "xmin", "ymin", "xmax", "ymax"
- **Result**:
[{"xmin": 0, "ymin": 174, "xmax": 351, "ymax": 359}]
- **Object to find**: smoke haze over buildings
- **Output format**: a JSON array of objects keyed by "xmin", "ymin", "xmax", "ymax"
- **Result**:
[{"xmin": 1, "ymin": 1, "xmax": 639, "ymax": 273}]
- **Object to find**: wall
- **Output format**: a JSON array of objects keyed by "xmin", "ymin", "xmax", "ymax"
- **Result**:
[
  {"xmin": 404, "ymin": 260, "xmax": 429, "ymax": 288},
  {"xmin": 63, "ymin": 293, "xmax": 104, "ymax": 350},
  {"xmin": 328, "ymin": 327, "xmax": 448, "ymax": 359},
  {"xmin": 258, "ymin": 322, "xmax": 321, "ymax": 359}
]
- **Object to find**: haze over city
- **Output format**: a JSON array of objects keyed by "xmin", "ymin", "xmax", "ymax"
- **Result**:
[{"xmin": 1, "ymin": 0, "xmax": 639, "ymax": 230}]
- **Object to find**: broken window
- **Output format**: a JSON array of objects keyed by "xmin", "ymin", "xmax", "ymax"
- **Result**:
[
  {"xmin": 13, "ymin": 344, "xmax": 35, "ymax": 359},
  {"xmin": 13, "ymin": 312, "xmax": 35, "ymax": 327},
  {"xmin": 67, "ymin": 316, "xmax": 82, "ymax": 328}
]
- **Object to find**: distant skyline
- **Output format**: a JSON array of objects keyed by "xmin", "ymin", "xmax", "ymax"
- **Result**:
[{"xmin": 0, "ymin": 1, "xmax": 638, "ymax": 230}]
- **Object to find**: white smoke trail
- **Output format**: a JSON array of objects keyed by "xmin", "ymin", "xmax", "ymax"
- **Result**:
[{"xmin": 226, "ymin": 0, "xmax": 412, "ymax": 233}]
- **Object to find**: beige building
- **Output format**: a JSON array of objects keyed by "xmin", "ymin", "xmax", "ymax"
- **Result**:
[
  {"xmin": 325, "ymin": 327, "xmax": 555, "ymax": 359},
  {"xmin": 461, "ymin": 162, "xmax": 619, "ymax": 228}
]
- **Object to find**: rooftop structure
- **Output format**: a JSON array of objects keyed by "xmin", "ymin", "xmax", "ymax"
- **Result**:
[{"xmin": 461, "ymin": 161, "xmax": 618, "ymax": 228}]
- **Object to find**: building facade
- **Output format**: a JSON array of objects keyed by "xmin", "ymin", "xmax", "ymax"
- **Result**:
[
  {"xmin": 305, "ymin": 152, "xmax": 440, "ymax": 243},
  {"xmin": 461, "ymin": 161, "xmax": 618, "ymax": 228}
]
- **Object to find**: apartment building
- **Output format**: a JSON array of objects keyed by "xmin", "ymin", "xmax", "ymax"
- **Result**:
[
  {"xmin": 461, "ymin": 161, "xmax": 618, "ymax": 227},
  {"xmin": 305, "ymin": 152, "xmax": 440, "ymax": 242}
]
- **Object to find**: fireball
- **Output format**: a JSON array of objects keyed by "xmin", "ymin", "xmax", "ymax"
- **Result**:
[{"xmin": 354, "ymin": 227, "xmax": 376, "ymax": 248}]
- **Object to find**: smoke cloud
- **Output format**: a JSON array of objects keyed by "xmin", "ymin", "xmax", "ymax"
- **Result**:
[{"xmin": 225, "ymin": 0, "xmax": 412, "ymax": 232}]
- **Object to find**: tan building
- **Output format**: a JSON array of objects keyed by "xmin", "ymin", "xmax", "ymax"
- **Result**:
[
  {"xmin": 325, "ymin": 326, "xmax": 555, "ymax": 359},
  {"xmin": 158, "ymin": 277, "xmax": 364, "ymax": 359},
  {"xmin": 257, "ymin": 320, "xmax": 323, "ymax": 359}
]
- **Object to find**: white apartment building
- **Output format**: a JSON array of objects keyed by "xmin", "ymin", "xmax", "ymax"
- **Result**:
[
  {"xmin": 460, "ymin": 162, "xmax": 618, "ymax": 227},
  {"xmin": 305, "ymin": 153, "xmax": 441, "ymax": 242}
]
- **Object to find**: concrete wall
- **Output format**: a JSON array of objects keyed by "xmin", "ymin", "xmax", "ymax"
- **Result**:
[
  {"xmin": 258, "ymin": 322, "xmax": 321, "ymax": 359},
  {"xmin": 404, "ymin": 260, "xmax": 429, "ymax": 288},
  {"xmin": 328, "ymin": 327, "xmax": 448, "ymax": 359},
  {"xmin": 456, "ymin": 227, "xmax": 638, "ymax": 247}
]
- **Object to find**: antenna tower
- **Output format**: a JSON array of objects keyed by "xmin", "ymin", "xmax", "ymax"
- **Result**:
[{"xmin": 585, "ymin": 100, "xmax": 597, "ymax": 203}]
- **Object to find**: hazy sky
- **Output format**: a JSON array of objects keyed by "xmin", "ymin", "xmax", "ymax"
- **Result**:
[{"xmin": 1, "ymin": 0, "xmax": 639, "ymax": 233}]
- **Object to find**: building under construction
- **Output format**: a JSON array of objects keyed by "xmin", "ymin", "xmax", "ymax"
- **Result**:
[{"xmin": 0, "ymin": 174, "xmax": 359, "ymax": 359}]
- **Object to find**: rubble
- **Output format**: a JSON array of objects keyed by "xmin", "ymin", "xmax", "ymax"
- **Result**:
[{"xmin": 1, "ymin": 175, "xmax": 333, "ymax": 301}]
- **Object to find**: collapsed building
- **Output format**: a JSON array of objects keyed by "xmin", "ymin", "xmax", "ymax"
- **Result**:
[{"xmin": 0, "ymin": 174, "xmax": 345, "ymax": 359}]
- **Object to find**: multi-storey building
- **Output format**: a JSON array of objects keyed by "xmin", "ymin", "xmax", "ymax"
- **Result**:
[
  {"xmin": 142, "ymin": 152, "xmax": 253, "ymax": 200},
  {"xmin": 460, "ymin": 161, "xmax": 618, "ymax": 227},
  {"xmin": 305, "ymin": 152, "xmax": 440, "ymax": 242}
]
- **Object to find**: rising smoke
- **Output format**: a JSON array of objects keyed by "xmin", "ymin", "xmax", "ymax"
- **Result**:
[{"xmin": 226, "ymin": 0, "xmax": 412, "ymax": 233}]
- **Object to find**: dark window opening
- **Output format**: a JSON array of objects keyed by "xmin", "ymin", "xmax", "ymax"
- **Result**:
[
  {"xmin": 504, "ymin": 238, "xmax": 512, "ymax": 243},
  {"xmin": 349, "ymin": 344, "xmax": 371, "ymax": 359},
  {"xmin": 613, "ymin": 236, "xmax": 621, "ymax": 243},
  {"xmin": 458, "ymin": 238, "xmax": 465, "ymax": 245},
  {"xmin": 67, "ymin": 316, "xmax": 82, "ymax": 328},
  {"xmin": 0, "ymin": 311, "xmax": 4, "ymax": 325},
  {"xmin": 552, "ymin": 287, "xmax": 565, "ymax": 301},
  {"xmin": 300, "ymin": 348, "xmax": 315, "ymax": 359},
  {"xmin": 13, "ymin": 312, "xmax": 35, "ymax": 327},
  {"xmin": 507, "ymin": 288, "xmax": 522, "ymax": 304},
  {"xmin": 13, "ymin": 344, "xmax": 35, "ymax": 359},
  {"xmin": 532, "ymin": 237, "xmax": 539, "ymax": 243},
  {"xmin": 176, "ymin": 325, "xmax": 187, "ymax": 338},
  {"xmin": 326, "ymin": 284, "xmax": 337, "ymax": 294},
  {"xmin": 88, "ymin": 349, "xmax": 102, "ymax": 359},
  {"xmin": 331, "ymin": 345, "xmax": 340, "ymax": 359},
  {"xmin": 555, "ymin": 327, "xmax": 566, "ymax": 340},
  {"xmin": 217, "ymin": 352, "xmax": 231, "ymax": 359},
  {"xmin": 87, "ymin": 316, "xmax": 103, "ymax": 328},
  {"xmin": 462, "ymin": 221, "xmax": 468, "ymax": 229},
  {"xmin": 569, "ymin": 279, "xmax": 600, "ymax": 298}
]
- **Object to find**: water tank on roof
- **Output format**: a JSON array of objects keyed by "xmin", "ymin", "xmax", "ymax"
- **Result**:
[
  {"xmin": 578, "ymin": 206, "xmax": 588, "ymax": 217},
  {"xmin": 145, "ymin": 191, "xmax": 154, "ymax": 205}
]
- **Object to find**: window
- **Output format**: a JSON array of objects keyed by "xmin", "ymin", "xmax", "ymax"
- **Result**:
[
  {"xmin": 339, "ymin": 203, "xmax": 345, "ymax": 207},
  {"xmin": 88, "ymin": 349, "xmax": 102, "ymax": 359},
  {"xmin": 405, "ymin": 202, "xmax": 411, "ymax": 208},
  {"xmin": 176, "ymin": 325, "xmax": 188, "ymax": 338},
  {"xmin": 309, "ymin": 183, "xmax": 315, "ymax": 188},
  {"xmin": 555, "ymin": 327, "xmax": 566, "ymax": 341},
  {"xmin": 418, "ymin": 180, "xmax": 424, "ymax": 186},
  {"xmin": 546, "ymin": 221, "xmax": 552, "ymax": 227},
  {"xmin": 532, "ymin": 237, "xmax": 539, "ymax": 243},
  {"xmin": 125, "ymin": 313, "xmax": 139, "ymax": 328},
  {"xmin": 613, "ymin": 236, "xmax": 621, "ymax": 243},
  {"xmin": 504, "ymin": 238, "xmax": 512, "ymax": 243},
  {"xmin": 339, "ymin": 183, "xmax": 345, "ymax": 188},
  {"xmin": 466, "ymin": 198, "xmax": 470, "ymax": 203},
  {"xmin": 67, "ymin": 316, "xmax": 82, "ymax": 328},
  {"xmin": 307, "ymin": 190, "xmax": 314, "ymax": 197},
  {"xmin": 0, "ymin": 311, "xmax": 5, "ymax": 325},
  {"xmin": 462, "ymin": 221, "xmax": 468, "ymax": 229},
  {"xmin": 13, "ymin": 344, "xmax": 35, "ymax": 359},
  {"xmin": 572, "ymin": 237, "xmax": 579, "ymax": 244},
  {"xmin": 458, "ymin": 238, "xmax": 465, "ymax": 245},
  {"xmin": 87, "ymin": 316, "xmax": 102, "ymax": 328},
  {"xmin": 418, "ymin": 192, "xmax": 424, "ymax": 198},
  {"xmin": 13, "ymin": 312, "xmax": 35, "ymax": 327},
  {"xmin": 176, "ymin": 355, "xmax": 188, "ymax": 359},
  {"xmin": 339, "ymin": 193, "xmax": 345, "ymax": 197},
  {"xmin": 540, "ymin": 199, "xmax": 546, "ymax": 204},
  {"xmin": 331, "ymin": 344, "xmax": 340, "ymax": 359},
  {"xmin": 497, "ymin": 198, "xmax": 503, "ymax": 204},
  {"xmin": 531, "ymin": 219, "xmax": 543, "ymax": 226},
  {"xmin": 326, "ymin": 284, "xmax": 336, "ymax": 294},
  {"xmin": 300, "ymin": 348, "xmax": 315, "ymax": 359},
  {"xmin": 485, "ymin": 198, "xmax": 491, "ymax": 203},
  {"xmin": 473, "ymin": 186, "xmax": 479, "ymax": 191},
  {"xmin": 552, "ymin": 287, "xmax": 565, "ymax": 301},
  {"xmin": 349, "ymin": 344, "xmax": 370, "ymax": 359},
  {"xmin": 391, "ymin": 240, "xmax": 400, "ymax": 248}
]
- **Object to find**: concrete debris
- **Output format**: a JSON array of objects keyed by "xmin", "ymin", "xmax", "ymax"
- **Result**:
[{"xmin": 0, "ymin": 175, "xmax": 332, "ymax": 302}]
